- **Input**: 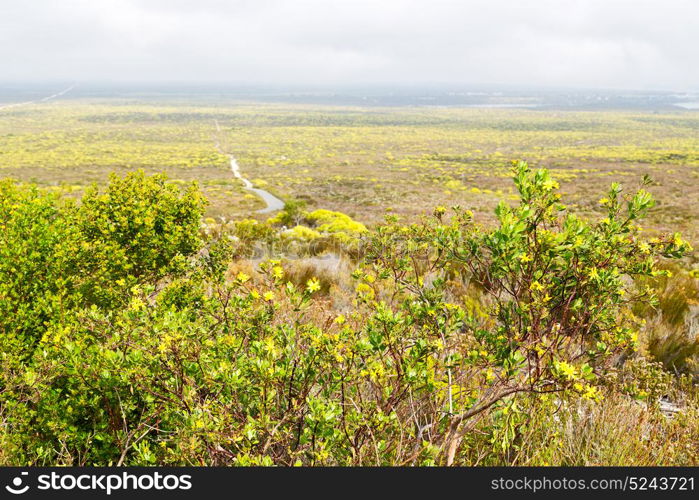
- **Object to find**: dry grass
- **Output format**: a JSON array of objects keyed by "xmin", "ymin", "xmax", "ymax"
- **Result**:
[
  {"xmin": 457, "ymin": 392, "xmax": 699, "ymax": 466},
  {"xmin": 520, "ymin": 394, "xmax": 699, "ymax": 466},
  {"xmin": 635, "ymin": 267, "xmax": 699, "ymax": 376}
]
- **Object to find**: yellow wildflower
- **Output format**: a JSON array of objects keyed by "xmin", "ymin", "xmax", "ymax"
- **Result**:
[
  {"xmin": 583, "ymin": 385, "xmax": 601, "ymax": 401},
  {"xmin": 306, "ymin": 278, "xmax": 321, "ymax": 293},
  {"xmin": 554, "ymin": 361, "xmax": 577, "ymax": 381},
  {"xmin": 542, "ymin": 179, "xmax": 559, "ymax": 191},
  {"xmin": 530, "ymin": 281, "xmax": 544, "ymax": 291}
]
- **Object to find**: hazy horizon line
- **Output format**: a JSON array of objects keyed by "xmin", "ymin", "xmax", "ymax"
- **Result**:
[{"xmin": 1, "ymin": 81, "xmax": 697, "ymax": 95}]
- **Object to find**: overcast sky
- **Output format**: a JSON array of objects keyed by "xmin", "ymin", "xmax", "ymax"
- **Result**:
[{"xmin": 0, "ymin": 0, "xmax": 696, "ymax": 91}]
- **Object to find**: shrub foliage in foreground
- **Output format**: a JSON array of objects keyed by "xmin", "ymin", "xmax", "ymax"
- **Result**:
[{"xmin": 0, "ymin": 164, "xmax": 693, "ymax": 465}]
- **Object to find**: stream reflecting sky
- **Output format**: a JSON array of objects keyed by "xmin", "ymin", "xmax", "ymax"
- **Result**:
[{"xmin": 0, "ymin": 0, "xmax": 696, "ymax": 90}]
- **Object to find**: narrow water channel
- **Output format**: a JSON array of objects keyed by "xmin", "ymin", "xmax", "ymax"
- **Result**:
[{"xmin": 229, "ymin": 156, "xmax": 285, "ymax": 214}]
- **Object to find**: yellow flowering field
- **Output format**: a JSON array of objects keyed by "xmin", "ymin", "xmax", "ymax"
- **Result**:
[{"xmin": 2, "ymin": 100, "xmax": 698, "ymax": 241}]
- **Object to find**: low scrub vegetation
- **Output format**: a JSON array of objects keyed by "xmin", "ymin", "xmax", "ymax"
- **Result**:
[{"xmin": 0, "ymin": 163, "xmax": 696, "ymax": 465}]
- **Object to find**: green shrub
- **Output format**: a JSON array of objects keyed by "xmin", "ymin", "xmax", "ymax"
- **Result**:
[
  {"xmin": 0, "ymin": 171, "xmax": 206, "ymax": 357},
  {"xmin": 0, "ymin": 162, "xmax": 693, "ymax": 466},
  {"xmin": 281, "ymin": 225, "xmax": 322, "ymax": 241},
  {"xmin": 303, "ymin": 209, "xmax": 367, "ymax": 235},
  {"xmin": 0, "ymin": 181, "xmax": 80, "ymax": 357},
  {"xmin": 360, "ymin": 161, "xmax": 690, "ymax": 463},
  {"xmin": 75, "ymin": 170, "xmax": 206, "ymax": 307}
]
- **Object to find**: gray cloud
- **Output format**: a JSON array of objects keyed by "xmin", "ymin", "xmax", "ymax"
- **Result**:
[{"xmin": 0, "ymin": 0, "xmax": 696, "ymax": 90}]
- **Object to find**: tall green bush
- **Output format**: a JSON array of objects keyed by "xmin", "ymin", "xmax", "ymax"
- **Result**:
[
  {"xmin": 360, "ymin": 161, "xmax": 691, "ymax": 463},
  {"xmin": 0, "ymin": 171, "xmax": 205, "ymax": 358},
  {"xmin": 0, "ymin": 163, "xmax": 692, "ymax": 465}
]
